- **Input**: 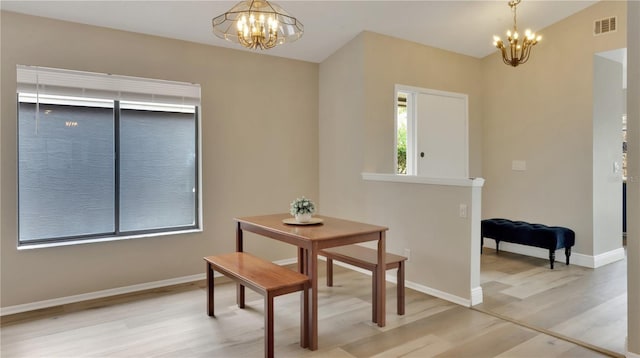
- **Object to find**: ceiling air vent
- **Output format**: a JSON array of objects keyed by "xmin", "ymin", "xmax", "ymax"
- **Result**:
[{"xmin": 594, "ymin": 16, "xmax": 617, "ymax": 36}]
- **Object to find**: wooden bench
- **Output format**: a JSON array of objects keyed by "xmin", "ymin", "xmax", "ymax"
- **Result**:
[
  {"xmin": 204, "ymin": 252, "xmax": 310, "ymax": 358},
  {"xmin": 319, "ymin": 245, "xmax": 407, "ymax": 323}
]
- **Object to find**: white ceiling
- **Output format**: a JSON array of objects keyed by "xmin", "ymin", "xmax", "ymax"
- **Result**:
[{"xmin": 0, "ymin": 0, "xmax": 599, "ymax": 63}]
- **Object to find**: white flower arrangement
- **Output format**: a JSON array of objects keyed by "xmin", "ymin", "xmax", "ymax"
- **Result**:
[{"xmin": 290, "ymin": 197, "xmax": 315, "ymax": 216}]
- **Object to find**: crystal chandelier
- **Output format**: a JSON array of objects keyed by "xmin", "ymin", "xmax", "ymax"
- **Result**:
[
  {"xmin": 493, "ymin": 0, "xmax": 542, "ymax": 67},
  {"xmin": 212, "ymin": 0, "xmax": 303, "ymax": 50}
]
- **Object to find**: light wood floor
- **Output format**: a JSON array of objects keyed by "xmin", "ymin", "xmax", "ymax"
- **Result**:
[
  {"xmin": 1, "ymin": 263, "xmax": 615, "ymax": 358},
  {"xmin": 478, "ymin": 247, "xmax": 627, "ymax": 356}
]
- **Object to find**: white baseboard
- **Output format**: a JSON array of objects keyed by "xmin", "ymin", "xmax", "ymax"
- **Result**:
[
  {"xmin": 592, "ymin": 247, "xmax": 626, "ymax": 268},
  {"xmin": 0, "ymin": 273, "xmax": 206, "ymax": 316},
  {"xmin": 471, "ymin": 286, "xmax": 483, "ymax": 306},
  {"xmin": 2, "ymin": 256, "xmax": 475, "ymax": 316},
  {"xmin": 0, "ymin": 257, "xmax": 298, "ymax": 317},
  {"xmin": 483, "ymin": 242, "xmax": 625, "ymax": 269},
  {"xmin": 404, "ymin": 280, "xmax": 472, "ymax": 307}
]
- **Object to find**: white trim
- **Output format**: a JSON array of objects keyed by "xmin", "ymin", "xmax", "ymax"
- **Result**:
[
  {"xmin": 405, "ymin": 281, "xmax": 471, "ymax": 307},
  {"xmin": 471, "ymin": 286, "xmax": 484, "ymax": 306},
  {"xmin": 0, "ymin": 273, "xmax": 204, "ymax": 316},
  {"xmin": 0, "ymin": 257, "xmax": 298, "ymax": 316},
  {"xmin": 482, "ymin": 241, "xmax": 625, "ymax": 269},
  {"xmin": 593, "ymin": 247, "xmax": 626, "ymax": 268},
  {"xmin": 18, "ymin": 228, "xmax": 203, "ymax": 250},
  {"xmin": 362, "ymin": 173, "xmax": 485, "ymax": 187},
  {"xmin": 569, "ymin": 252, "xmax": 598, "ymax": 268}
]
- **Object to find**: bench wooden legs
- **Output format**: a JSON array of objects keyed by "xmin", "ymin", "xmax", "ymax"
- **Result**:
[
  {"xmin": 325, "ymin": 259, "xmax": 405, "ymax": 322},
  {"xmin": 205, "ymin": 255, "xmax": 309, "ymax": 358},
  {"xmin": 397, "ymin": 261, "xmax": 405, "ymax": 315},
  {"xmin": 265, "ymin": 293, "xmax": 274, "ymax": 357},
  {"xmin": 326, "ymin": 258, "xmax": 334, "ymax": 287}
]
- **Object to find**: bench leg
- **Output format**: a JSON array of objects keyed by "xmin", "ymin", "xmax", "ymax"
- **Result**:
[
  {"xmin": 326, "ymin": 258, "xmax": 334, "ymax": 287},
  {"xmin": 549, "ymin": 250, "xmax": 555, "ymax": 270},
  {"xmin": 265, "ymin": 293, "xmax": 274, "ymax": 358},
  {"xmin": 372, "ymin": 271, "xmax": 378, "ymax": 324},
  {"xmin": 237, "ymin": 284, "xmax": 246, "ymax": 309},
  {"xmin": 496, "ymin": 240, "xmax": 500, "ymax": 253},
  {"xmin": 565, "ymin": 247, "xmax": 571, "ymax": 266},
  {"xmin": 207, "ymin": 262, "xmax": 215, "ymax": 316},
  {"xmin": 397, "ymin": 262, "xmax": 405, "ymax": 316}
]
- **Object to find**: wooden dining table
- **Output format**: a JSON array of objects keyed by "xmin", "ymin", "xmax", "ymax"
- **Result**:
[{"xmin": 234, "ymin": 213, "xmax": 388, "ymax": 351}]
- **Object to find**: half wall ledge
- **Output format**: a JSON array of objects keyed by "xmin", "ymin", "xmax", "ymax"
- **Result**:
[{"xmin": 361, "ymin": 173, "xmax": 485, "ymax": 188}]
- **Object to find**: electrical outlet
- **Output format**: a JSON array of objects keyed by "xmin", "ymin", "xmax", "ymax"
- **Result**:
[
  {"xmin": 403, "ymin": 248, "xmax": 411, "ymax": 261},
  {"xmin": 459, "ymin": 204, "xmax": 467, "ymax": 218}
]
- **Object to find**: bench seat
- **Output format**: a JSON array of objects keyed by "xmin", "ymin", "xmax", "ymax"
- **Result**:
[
  {"xmin": 319, "ymin": 245, "xmax": 407, "ymax": 323},
  {"xmin": 481, "ymin": 218, "xmax": 575, "ymax": 269},
  {"xmin": 204, "ymin": 252, "xmax": 309, "ymax": 358}
]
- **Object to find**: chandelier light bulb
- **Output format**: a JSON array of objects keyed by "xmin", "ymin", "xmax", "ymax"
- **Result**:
[{"xmin": 493, "ymin": 35, "xmax": 501, "ymax": 47}]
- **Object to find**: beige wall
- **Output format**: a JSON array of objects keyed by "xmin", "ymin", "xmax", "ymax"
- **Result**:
[
  {"xmin": 318, "ymin": 32, "xmax": 366, "ymax": 219},
  {"xmin": 319, "ymin": 32, "xmax": 484, "ymax": 302},
  {"xmin": 0, "ymin": 11, "xmax": 319, "ymax": 307},
  {"xmin": 360, "ymin": 179, "xmax": 483, "ymax": 301},
  {"xmin": 481, "ymin": 1, "xmax": 627, "ymax": 258}
]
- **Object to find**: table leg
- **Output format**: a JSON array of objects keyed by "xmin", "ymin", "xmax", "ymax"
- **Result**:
[
  {"xmin": 207, "ymin": 262, "xmax": 214, "ymax": 316},
  {"xmin": 307, "ymin": 246, "xmax": 319, "ymax": 350},
  {"xmin": 298, "ymin": 247, "xmax": 309, "ymax": 348},
  {"xmin": 236, "ymin": 223, "xmax": 245, "ymax": 308},
  {"xmin": 376, "ymin": 231, "xmax": 386, "ymax": 327}
]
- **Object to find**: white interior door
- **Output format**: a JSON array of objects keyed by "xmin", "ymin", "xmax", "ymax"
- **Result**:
[{"xmin": 416, "ymin": 92, "xmax": 468, "ymax": 178}]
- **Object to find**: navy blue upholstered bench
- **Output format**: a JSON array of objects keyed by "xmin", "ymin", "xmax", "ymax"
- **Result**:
[{"xmin": 481, "ymin": 218, "xmax": 575, "ymax": 269}]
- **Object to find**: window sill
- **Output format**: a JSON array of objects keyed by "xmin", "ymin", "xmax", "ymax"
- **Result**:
[
  {"xmin": 361, "ymin": 173, "xmax": 485, "ymax": 187},
  {"xmin": 17, "ymin": 228, "xmax": 203, "ymax": 250}
]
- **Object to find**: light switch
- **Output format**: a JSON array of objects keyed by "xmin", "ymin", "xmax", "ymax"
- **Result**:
[
  {"xmin": 512, "ymin": 160, "xmax": 527, "ymax": 171},
  {"xmin": 459, "ymin": 204, "xmax": 467, "ymax": 218}
]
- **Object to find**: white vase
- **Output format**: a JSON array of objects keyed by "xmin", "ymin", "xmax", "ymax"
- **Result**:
[{"xmin": 295, "ymin": 213, "xmax": 312, "ymax": 223}]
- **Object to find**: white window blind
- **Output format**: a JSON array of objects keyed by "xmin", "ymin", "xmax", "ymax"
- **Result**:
[{"xmin": 16, "ymin": 65, "xmax": 201, "ymax": 106}]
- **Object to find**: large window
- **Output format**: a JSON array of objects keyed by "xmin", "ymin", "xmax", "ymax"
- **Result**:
[{"xmin": 17, "ymin": 66, "xmax": 201, "ymax": 247}]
